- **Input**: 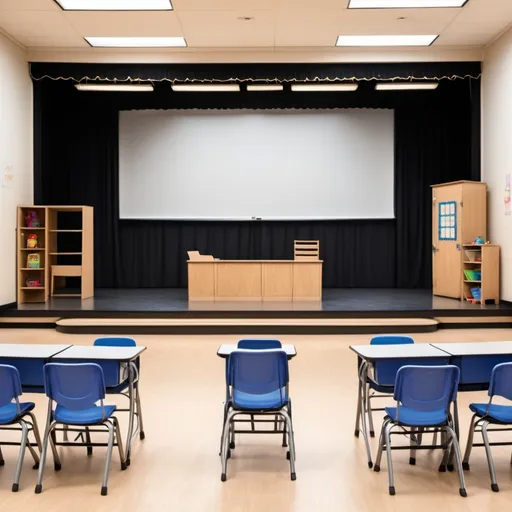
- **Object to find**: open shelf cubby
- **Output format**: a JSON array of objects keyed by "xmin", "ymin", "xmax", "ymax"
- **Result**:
[{"xmin": 461, "ymin": 244, "xmax": 499, "ymax": 305}]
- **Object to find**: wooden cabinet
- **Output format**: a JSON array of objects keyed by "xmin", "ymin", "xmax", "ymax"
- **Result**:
[{"xmin": 431, "ymin": 181, "xmax": 489, "ymax": 300}]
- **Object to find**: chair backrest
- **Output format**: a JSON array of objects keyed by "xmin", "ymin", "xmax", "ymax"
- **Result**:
[
  {"xmin": 44, "ymin": 363, "xmax": 106, "ymax": 411},
  {"xmin": 229, "ymin": 350, "xmax": 289, "ymax": 398},
  {"xmin": 94, "ymin": 337, "xmax": 136, "ymax": 347},
  {"xmin": 370, "ymin": 336, "xmax": 414, "ymax": 346},
  {"xmin": 0, "ymin": 365, "xmax": 22, "ymax": 408},
  {"xmin": 237, "ymin": 339, "xmax": 282, "ymax": 350},
  {"xmin": 489, "ymin": 362, "xmax": 512, "ymax": 401},
  {"xmin": 394, "ymin": 365, "xmax": 459, "ymax": 414}
]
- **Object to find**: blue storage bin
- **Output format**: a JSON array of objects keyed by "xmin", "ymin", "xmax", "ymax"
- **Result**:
[{"xmin": 471, "ymin": 287, "xmax": 481, "ymax": 300}]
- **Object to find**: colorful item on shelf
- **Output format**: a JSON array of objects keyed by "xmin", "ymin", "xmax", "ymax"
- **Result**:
[
  {"xmin": 26, "ymin": 279, "xmax": 41, "ymax": 288},
  {"xmin": 472, "ymin": 236, "xmax": 485, "ymax": 245},
  {"xmin": 27, "ymin": 253, "xmax": 40, "ymax": 269},
  {"xmin": 24, "ymin": 211, "xmax": 40, "ymax": 228},
  {"xmin": 470, "ymin": 287, "xmax": 482, "ymax": 301},
  {"xmin": 464, "ymin": 269, "xmax": 481, "ymax": 281},
  {"xmin": 26, "ymin": 234, "xmax": 38, "ymax": 249}
]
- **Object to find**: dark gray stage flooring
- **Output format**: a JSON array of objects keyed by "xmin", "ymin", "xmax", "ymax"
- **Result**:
[{"xmin": 10, "ymin": 288, "xmax": 512, "ymax": 316}]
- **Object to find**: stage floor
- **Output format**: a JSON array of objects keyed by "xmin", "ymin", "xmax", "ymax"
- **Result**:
[{"xmin": 6, "ymin": 288, "xmax": 512, "ymax": 317}]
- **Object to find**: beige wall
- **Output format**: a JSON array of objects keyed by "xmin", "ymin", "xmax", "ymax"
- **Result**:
[
  {"xmin": 0, "ymin": 33, "xmax": 33, "ymax": 306},
  {"xmin": 483, "ymin": 27, "xmax": 512, "ymax": 301}
]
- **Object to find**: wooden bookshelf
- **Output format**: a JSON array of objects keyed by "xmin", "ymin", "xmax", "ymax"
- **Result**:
[
  {"xmin": 17, "ymin": 206, "xmax": 94, "ymax": 304},
  {"xmin": 462, "ymin": 244, "xmax": 499, "ymax": 305}
]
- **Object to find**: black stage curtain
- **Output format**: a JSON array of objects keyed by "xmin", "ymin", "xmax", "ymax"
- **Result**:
[
  {"xmin": 30, "ymin": 61, "xmax": 481, "ymax": 83},
  {"xmin": 33, "ymin": 73, "xmax": 480, "ymax": 289}
]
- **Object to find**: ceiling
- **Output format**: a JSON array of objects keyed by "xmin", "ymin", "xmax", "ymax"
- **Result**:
[{"xmin": 0, "ymin": 0, "xmax": 511, "ymax": 56}]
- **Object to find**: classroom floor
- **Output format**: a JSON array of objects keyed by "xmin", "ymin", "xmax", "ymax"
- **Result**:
[{"xmin": 0, "ymin": 328, "xmax": 510, "ymax": 512}]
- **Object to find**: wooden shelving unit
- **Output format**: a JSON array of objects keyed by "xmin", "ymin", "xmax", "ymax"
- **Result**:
[
  {"xmin": 462, "ymin": 244, "xmax": 499, "ymax": 305},
  {"xmin": 17, "ymin": 206, "xmax": 94, "ymax": 304}
]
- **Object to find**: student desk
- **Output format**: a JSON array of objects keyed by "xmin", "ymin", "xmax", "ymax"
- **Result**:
[
  {"xmin": 188, "ymin": 260, "xmax": 322, "ymax": 301},
  {"xmin": 350, "ymin": 343, "xmax": 451, "ymax": 466}
]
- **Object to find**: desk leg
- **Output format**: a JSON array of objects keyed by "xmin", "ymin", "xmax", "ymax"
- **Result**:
[
  {"xmin": 125, "ymin": 362, "xmax": 136, "ymax": 466},
  {"xmin": 354, "ymin": 363, "xmax": 363, "ymax": 437},
  {"xmin": 358, "ymin": 361, "xmax": 373, "ymax": 468}
]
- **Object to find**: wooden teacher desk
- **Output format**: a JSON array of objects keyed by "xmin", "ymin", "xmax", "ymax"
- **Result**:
[{"xmin": 187, "ymin": 259, "xmax": 322, "ymax": 301}]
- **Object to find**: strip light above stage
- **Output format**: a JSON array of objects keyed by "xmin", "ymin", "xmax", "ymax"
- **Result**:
[
  {"xmin": 56, "ymin": 0, "xmax": 173, "ymax": 10},
  {"xmin": 75, "ymin": 83, "xmax": 154, "ymax": 92},
  {"xmin": 85, "ymin": 37, "xmax": 186, "ymax": 47},
  {"xmin": 247, "ymin": 84, "xmax": 284, "ymax": 91},
  {"xmin": 348, "ymin": 0, "xmax": 468, "ymax": 7},
  {"xmin": 376, "ymin": 82, "xmax": 439, "ymax": 90},
  {"xmin": 336, "ymin": 35, "xmax": 438, "ymax": 46},
  {"xmin": 291, "ymin": 83, "xmax": 358, "ymax": 92},
  {"xmin": 171, "ymin": 84, "xmax": 240, "ymax": 92}
]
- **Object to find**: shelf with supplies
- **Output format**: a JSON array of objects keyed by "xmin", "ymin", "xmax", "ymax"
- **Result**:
[{"xmin": 462, "ymin": 244, "xmax": 499, "ymax": 305}]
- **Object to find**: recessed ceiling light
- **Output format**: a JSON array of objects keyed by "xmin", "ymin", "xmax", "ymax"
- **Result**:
[
  {"xmin": 247, "ymin": 84, "xmax": 283, "ymax": 91},
  {"xmin": 348, "ymin": 0, "xmax": 467, "ymax": 7},
  {"xmin": 336, "ymin": 35, "xmax": 437, "ymax": 46},
  {"xmin": 56, "ymin": 0, "xmax": 172, "ymax": 9},
  {"xmin": 171, "ymin": 84, "xmax": 240, "ymax": 92},
  {"xmin": 75, "ymin": 83, "xmax": 154, "ymax": 92},
  {"xmin": 376, "ymin": 82, "xmax": 439, "ymax": 90},
  {"xmin": 291, "ymin": 84, "xmax": 358, "ymax": 92},
  {"xmin": 85, "ymin": 37, "xmax": 186, "ymax": 47}
]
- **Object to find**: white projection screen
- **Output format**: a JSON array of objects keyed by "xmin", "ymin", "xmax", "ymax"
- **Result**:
[{"xmin": 119, "ymin": 109, "xmax": 395, "ymax": 220}]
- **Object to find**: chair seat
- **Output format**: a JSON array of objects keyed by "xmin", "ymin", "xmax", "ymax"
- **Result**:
[
  {"xmin": 233, "ymin": 389, "xmax": 289, "ymax": 410},
  {"xmin": 0, "ymin": 402, "xmax": 35, "ymax": 424},
  {"xmin": 470, "ymin": 403, "xmax": 512, "ymax": 424},
  {"xmin": 54, "ymin": 404, "xmax": 116, "ymax": 425},
  {"xmin": 385, "ymin": 406, "xmax": 448, "ymax": 427}
]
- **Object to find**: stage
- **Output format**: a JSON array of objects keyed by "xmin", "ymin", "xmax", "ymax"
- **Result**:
[{"xmin": 1, "ymin": 289, "xmax": 511, "ymax": 335}]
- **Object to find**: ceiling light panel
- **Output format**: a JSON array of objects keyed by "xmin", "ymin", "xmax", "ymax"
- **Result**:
[
  {"xmin": 56, "ymin": 0, "xmax": 173, "ymax": 10},
  {"xmin": 75, "ymin": 83, "xmax": 154, "ymax": 92},
  {"xmin": 336, "ymin": 35, "xmax": 437, "ymax": 46},
  {"xmin": 348, "ymin": 0, "xmax": 467, "ymax": 7},
  {"xmin": 172, "ymin": 84, "xmax": 240, "ymax": 92},
  {"xmin": 85, "ymin": 37, "xmax": 186, "ymax": 47},
  {"xmin": 376, "ymin": 82, "xmax": 439, "ymax": 90},
  {"xmin": 291, "ymin": 84, "xmax": 358, "ymax": 92}
]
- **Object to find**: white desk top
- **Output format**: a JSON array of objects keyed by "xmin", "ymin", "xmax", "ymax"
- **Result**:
[
  {"xmin": 350, "ymin": 344, "xmax": 448, "ymax": 361},
  {"xmin": 0, "ymin": 344, "xmax": 71, "ymax": 359},
  {"xmin": 53, "ymin": 345, "xmax": 146, "ymax": 362},
  {"xmin": 431, "ymin": 342, "xmax": 512, "ymax": 356},
  {"xmin": 217, "ymin": 344, "xmax": 297, "ymax": 358}
]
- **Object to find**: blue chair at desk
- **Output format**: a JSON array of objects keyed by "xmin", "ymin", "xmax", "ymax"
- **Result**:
[
  {"xmin": 94, "ymin": 337, "xmax": 145, "ymax": 441},
  {"xmin": 355, "ymin": 335, "xmax": 414, "ymax": 438},
  {"xmin": 374, "ymin": 365, "xmax": 466, "ymax": 497},
  {"xmin": 0, "ymin": 365, "xmax": 43, "ymax": 492},
  {"xmin": 220, "ymin": 349, "xmax": 296, "ymax": 482},
  {"xmin": 35, "ymin": 363, "xmax": 126, "ymax": 496},
  {"xmin": 462, "ymin": 362, "xmax": 512, "ymax": 492}
]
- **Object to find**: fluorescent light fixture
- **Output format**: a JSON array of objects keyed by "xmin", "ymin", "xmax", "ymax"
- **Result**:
[
  {"xmin": 336, "ymin": 35, "xmax": 437, "ymax": 46},
  {"xmin": 85, "ymin": 37, "xmax": 186, "ymax": 47},
  {"xmin": 349, "ymin": 0, "xmax": 467, "ymax": 7},
  {"xmin": 56, "ymin": 0, "xmax": 172, "ymax": 10},
  {"xmin": 75, "ymin": 83, "xmax": 154, "ymax": 92},
  {"xmin": 247, "ymin": 84, "xmax": 283, "ymax": 91},
  {"xmin": 376, "ymin": 82, "xmax": 439, "ymax": 90},
  {"xmin": 171, "ymin": 84, "xmax": 240, "ymax": 92},
  {"xmin": 291, "ymin": 83, "xmax": 358, "ymax": 92}
]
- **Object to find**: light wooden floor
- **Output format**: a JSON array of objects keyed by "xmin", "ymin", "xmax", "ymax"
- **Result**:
[{"xmin": 0, "ymin": 328, "xmax": 511, "ymax": 512}]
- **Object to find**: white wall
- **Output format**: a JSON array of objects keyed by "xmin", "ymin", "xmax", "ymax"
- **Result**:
[
  {"xmin": 483, "ymin": 27, "xmax": 512, "ymax": 301},
  {"xmin": 0, "ymin": 33, "xmax": 33, "ymax": 306}
]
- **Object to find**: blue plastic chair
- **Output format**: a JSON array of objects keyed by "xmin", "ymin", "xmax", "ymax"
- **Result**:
[
  {"xmin": 463, "ymin": 362, "xmax": 512, "ymax": 492},
  {"xmin": 0, "ymin": 364, "xmax": 43, "ymax": 492},
  {"xmin": 220, "ymin": 350, "xmax": 296, "ymax": 482},
  {"xmin": 35, "ymin": 363, "xmax": 126, "ymax": 497},
  {"xmin": 93, "ymin": 337, "xmax": 145, "ymax": 441},
  {"xmin": 355, "ymin": 336, "xmax": 415, "ymax": 438},
  {"xmin": 237, "ymin": 339, "xmax": 282, "ymax": 349},
  {"xmin": 374, "ymin": 365, "xmax": 466, "ymax": 497}
]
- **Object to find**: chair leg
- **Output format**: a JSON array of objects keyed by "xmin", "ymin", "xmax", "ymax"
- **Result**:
[
  {"xmin": 432, "ymin": 429, "xmax": 438, "ymax": 449},
  {"xmin": 219, "ymin": 401, "xmax": 230, "ymax": 456},
  {"xmin": 481, "ymin": 421, "xmax": 499, "ymax": 492},
  {"xmin": 283, "ymin": 400, "xmax": 292, "ymax": 448},
  {"xmin": 384, "ymin": 422, "xmax": 396, "ymax": 495},
  {"xmin": 439, "ymin": 429, "xmax": 451, "ymax": 472},
  {"xmin": 113, "ymin": 417, "xmax": 127, "ymax": 471},
  {"xmin": 373, "ymin": 419, "xmax": 390, "ymax": 472},
  {"xmin": 35, "ymin": 420, "xmax": 58, "ymax": 494},
  {"xmin": 409, "ymin": 427, "xmax": 417, "ymax": 465},
  {"xmin": 101, "ymin": 421, "xmax": 116, "ymax": 496},
  {"xmin": 221, "ymin": 410, "xmax": 236, "ymax": 482},
  {"xmin": 462, "ymin": 414, "xmax": 478, "ymax": 470},
  {"xmin": 85, "ymin": 427, "xmax": 93, "ymax": 456},
  {"xmin": 359, "ymin": 380, "xmax": 373, "ymax": 468},
  {"xmin": 63, "ymin": 424, "xmax": 69, "ymax": 442},
  {"xmin": 135, "ymin": 386, "xmax": 145, "ymax": 440},
  {"xmin": 445, "ymin": 426, "xmax": 467, "ymax": 497},
  {"xmin": 0, "ymin": 445, "xmax": 4, "ymax": 466},
  {"xmin": 280, "ymin": 409, "xmax": 296, "ymax": 480},
  {"xmin": 12, "ymin": 421, "xmax": 29, "ymax": 492},
  {"xmin": 367, "ymin": 391, "xmax": 375, "ymax": 437}
]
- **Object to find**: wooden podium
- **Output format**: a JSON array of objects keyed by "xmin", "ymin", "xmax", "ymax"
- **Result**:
[{"xmin": 187, "ymin": 257, "xmax": 322, "ymax": 301}]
